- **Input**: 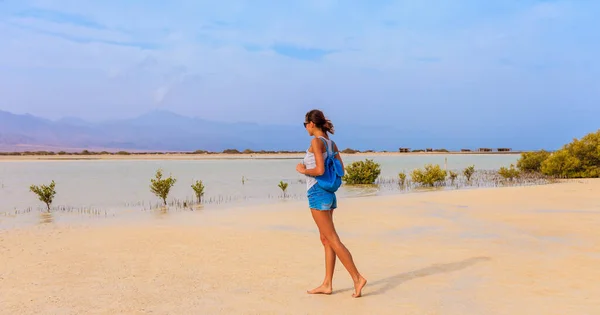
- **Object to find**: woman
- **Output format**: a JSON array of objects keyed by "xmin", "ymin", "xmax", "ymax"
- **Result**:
[{"xmin": 296, "ymin": 109, "xmax": 367, "ymax": 298}]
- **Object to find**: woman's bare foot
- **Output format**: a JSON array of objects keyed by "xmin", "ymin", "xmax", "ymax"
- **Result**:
[
  {"xmin": 307, "ymin": 284, "xmax": 333, "ymax": 295},
  {"xmin": 352, "ymin": 276, "xmax": 367, "ymax": 298}
]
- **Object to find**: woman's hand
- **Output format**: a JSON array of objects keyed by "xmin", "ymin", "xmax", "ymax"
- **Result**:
[{"xmin": 296, "ymin": 162, "xmax": 306, "ymax": 174}]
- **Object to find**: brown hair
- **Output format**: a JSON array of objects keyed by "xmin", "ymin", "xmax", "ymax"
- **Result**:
[{"xmin": 305, "ymin": 109, "xmax": 334, "ymax": 134}]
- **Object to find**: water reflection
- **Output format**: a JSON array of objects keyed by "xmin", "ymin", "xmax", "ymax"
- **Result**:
[
  {"xmin": 153, "ymin": 206, "xmax": 169, "ymax": 219},
  {"xmin": 39, "ymin": 212, "xmax": 54, "ymax": 224},
  {"xmin": 342, "ymin": 184, "xmax": 380, "ymax": 197}
]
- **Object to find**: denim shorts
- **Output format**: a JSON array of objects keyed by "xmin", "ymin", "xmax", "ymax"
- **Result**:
[{"xmin": 307, "ymin": 184, "xmax": 337, "ymax": 211}]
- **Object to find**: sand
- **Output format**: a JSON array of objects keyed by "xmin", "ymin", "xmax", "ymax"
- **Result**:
[{"xmin": 1, "ymin": 179, "xmax": 599, "ymax": 314}]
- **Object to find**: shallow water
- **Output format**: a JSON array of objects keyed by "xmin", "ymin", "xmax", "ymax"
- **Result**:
[{"xmin": 0, "ymin": 154, "xmax": 519, "ymax": 219}]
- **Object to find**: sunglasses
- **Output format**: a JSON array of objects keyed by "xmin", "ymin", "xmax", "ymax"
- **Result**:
[{"xmin": 303, "ymin": 121, "xmax": 309, "ymax": 127}]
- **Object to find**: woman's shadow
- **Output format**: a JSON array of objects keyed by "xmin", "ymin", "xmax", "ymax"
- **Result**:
[{"xmin": 336, "ymin": 256, "xmax": 490, "ymax": 296}]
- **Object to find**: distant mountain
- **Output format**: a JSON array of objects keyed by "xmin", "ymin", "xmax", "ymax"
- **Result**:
[
  {"xmin": 0, "ymin": 109, "xmax": 424, "ymax": 152},
  {"xmin": 0, "ymin": 109, "xmax": 310, "ymax": 152},
  {"xmin": 1, "ymin": 109, "xmax": 585, "ymax": 152}
]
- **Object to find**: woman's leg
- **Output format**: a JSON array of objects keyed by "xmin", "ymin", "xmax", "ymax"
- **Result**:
[
  {"xmin": 311, "ymin": 209, "xmax": 367, "ymax": 298},
  {"xmin": 308, "ymin": 209, "xmax": 336, "ymax": 294}
]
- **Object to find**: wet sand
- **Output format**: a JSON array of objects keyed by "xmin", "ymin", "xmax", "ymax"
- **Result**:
[{"xmin": 1, "ymin": 179, "xmax": 599, "ymax": 314}]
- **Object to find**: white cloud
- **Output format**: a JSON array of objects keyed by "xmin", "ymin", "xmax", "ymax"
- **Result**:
[{"xmin": 0, "ymin": 0, "xmax": 598, "ymax": 124}]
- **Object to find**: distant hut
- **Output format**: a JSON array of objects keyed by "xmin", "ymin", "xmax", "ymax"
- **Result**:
[
  {"xmin": 478, "ymin": 148, "xmax": 493, "ymax": 152},
  {"xmin": 461, "ymin": 149, "xmax": 472, "ymax": 152},
  {"xmin": 426, "ymin": 148, "xmax": 433, "ymax": 152},
  {"xmin": 399, "ymin": 147, "xmax": 410, "ymax": 153},
  {"xmin": 497, "ymin": 148, "xmax": 512, "ymax": 152}
]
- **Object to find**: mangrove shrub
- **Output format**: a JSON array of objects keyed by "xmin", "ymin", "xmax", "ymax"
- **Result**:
[
  {"xmin": 150, "ymin": 168, "xmax": 177, "ymax": 206},
  {"xmin": 343, "ymin": 159, "xmax": 381, "ymax": 185},
  {"xmin": 540, "ymin": 129, "xmax": 600, "ymax": 178},
  {"xmin": 517, "ymin": 150, "xmax": 551, "ymax": 173},
  {"xmin": 411, "ymin": 164, "xmax": 447, "ymax": 187},
  {"xmin": 29, "ymin": 180, "xmax": 57, "ymax": 212}
]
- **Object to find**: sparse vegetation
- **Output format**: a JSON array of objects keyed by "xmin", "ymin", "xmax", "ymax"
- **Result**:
[
  {"xmin": 29, "ymin": 180, "xmax": 57, "ymax": 212},
  {"xmin": 517, "ymin": 150, "xmax": 551, "ymax": 173},
  {"xmin": 540, "ymin": 129, "xmax": 600, "ymax": 178},
  {"xmin": 463, "ymin": 165, "xmax": 475, "ymax": 182},
  {"xmin": 278, "ymin": 181, "xmax": 288, "ymax": 197},
  {"xmin": 498, "ymin": 164, "xmax": 520, "ymax": 181},
  {"xmin": 150, "ymin": 168, "xmax": 177, "ymax": 206},
  {"xmin": 449, "ymin": 171, "xmax": 458, "ymax": 184},
  {"xmin": 222, "ymin": 149, "xmax": 241, "ymax": 154},
  {"xmin": 398, "ymin": 171, "xmax": 407, "ymax": 186},
  {"xmin": 343, "ymin": 159, "xmax": 381, "ymax": 185},
  {"xmin": 341, "ymin": 148, "xmax": 359, "ymax": 154},
  {"xmin": 411, "ymin": 164, "xmax": 447, "ymax": 187},
  {"xmin": 191, "ymin": 180, "xmax": 205, "ymax": 203}
]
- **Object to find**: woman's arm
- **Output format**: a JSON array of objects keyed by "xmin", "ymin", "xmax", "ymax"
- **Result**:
[{"xmin": 301, "ymin": 138, "xmax": 326, "ymax": 176}]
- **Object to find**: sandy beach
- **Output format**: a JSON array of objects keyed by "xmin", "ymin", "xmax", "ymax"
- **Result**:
[{"xmin": 1, "ymin": 179, "xmax": 599, "ymax": 314}]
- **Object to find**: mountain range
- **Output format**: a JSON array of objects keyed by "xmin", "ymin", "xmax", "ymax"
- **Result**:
[
  {"xmin": 0, "ymin": 109, "xmax": 590, "ymax": 152},
  {"xmin": 0, "ymin": 109, "xmax": 410, "ymax": 152}
]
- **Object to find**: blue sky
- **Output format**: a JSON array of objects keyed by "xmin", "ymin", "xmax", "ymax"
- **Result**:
[{"xmin": 0, "ymin": 0, "xmax": 598, "ymax": 147}]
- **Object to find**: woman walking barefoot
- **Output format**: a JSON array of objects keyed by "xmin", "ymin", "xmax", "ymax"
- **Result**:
[{"xmin": 296, "ymin": 109, "xmax": 367, "ymax": 298}]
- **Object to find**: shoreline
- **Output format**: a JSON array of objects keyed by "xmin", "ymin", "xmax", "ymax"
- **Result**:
[
  {"xmin": 2, "ymin": 179, "xmax": 598, "ymax": 314},
  {"xmin": 0, "ymin": 180, "xmax": 561, "ymax": 230},
  {"xmin": 0, "ymin": 151, "xmax": 523, "ymax": 161}
]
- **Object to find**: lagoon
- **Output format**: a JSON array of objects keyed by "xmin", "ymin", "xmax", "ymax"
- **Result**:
[{"xmin": 0, "ymin": 154, "xmax": 520, "ymax": 216}]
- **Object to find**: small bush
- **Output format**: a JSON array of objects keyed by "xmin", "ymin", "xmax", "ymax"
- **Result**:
[
  {"xmin": 191, "ymin": 180, "xmax": 205, "ymax": 203},
  {"xmin": 150, "ymin": 168, "xmax": 177, "ymax": 206},
  {"xmin": 398, "ymin": 172, "xmax": 407, "ymax": 186},
  {"xmin": 222, "ymin": 149, "xmax": 241, "ymax": 154},
  {"xmin": 463, "ymin": 165, "xmax": 475, "ymax": 182},
  {"xmin": 29, "ymin": 180, "xmax": 57, "ymax": 212},
  {"xmin": 540, "ymin": 129, "xmax": 600, "ymax": 178},
  {"xmin": 449, "ymin": 171, "xmax": 458, "ymax": 184},
  {"xmin": 517, "ymin": 150, "xmax": 551, "ymax": 173},
  {"xmin": 343, "ymin": 159, "xmax": 381, "ymax": 185},
  {"xmin": 498, "ymin": 164, "xmax": 520, "ymax": 180},
  {"xmin": 278, "ymin": 180, "xmax": 288, "ymax": 197},
  {"xmin": 341, "ymin": 148, "xmax": 359, "ymax": 154},
  {"xmin": 411, "ymin": 164, "xmax": 447, "ymax": 187}
]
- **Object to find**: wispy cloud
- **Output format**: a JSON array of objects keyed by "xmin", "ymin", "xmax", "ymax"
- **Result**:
[
  {"xmin": 15, "ymin": 8, "xmax": 106, "ymax": 29},
  {"xmin": 271, "ymin": 43, "xmax": 334, "ymax": 61},
  {"xmin": 0, "ymin": 0, "xmax": 598, "ymax": 138}
]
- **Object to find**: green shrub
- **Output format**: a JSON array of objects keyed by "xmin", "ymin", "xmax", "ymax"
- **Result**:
[
  {"xmin": 150, "ymin": 168, "xmax": 176, "ymax": 206},
  {"xmin": 222, "ymin": 149, "xmax": 240, "ymax": 154},
  {"xmin": 278, "ymin": 180, "xmax": 288, "ymax": 197},
  {"xmin": 341, "ymin": 148, "xmax": 359, "ymax": 154},
  {"xmin": 541, "ymin": 129, "xmax": 600, "ymax": 178},
  {"xmin": 343, "ymin": 159, "xmax": 381, "ymax": 185},
  {"xmin": 398, "ymin": 171, "xmax": 407, "ymax": 186},
  {"xmin": 449, "ymin": 171, "xmax": 458, "ymax": 184},
  {"xmin": 498, "ymin": 164, "xmax": 520, "ymax": 180},
  {"xmin": 411, "ymin": 164, "xmax": 447, "ymax": 187},
  {"xmin": 29, "ymin": 180, "xmax": 57, "ymax": 212},
  {"xmin": 517, "ymin": 150, "xmax": 551, "ymax": 173},
  {"xmin": 463, "ymin": 165, "xmax": 475, "ymax": 182},
  {"xmin": 191, "ymin": 180, "xmax": 205, "ymax": 203}
]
